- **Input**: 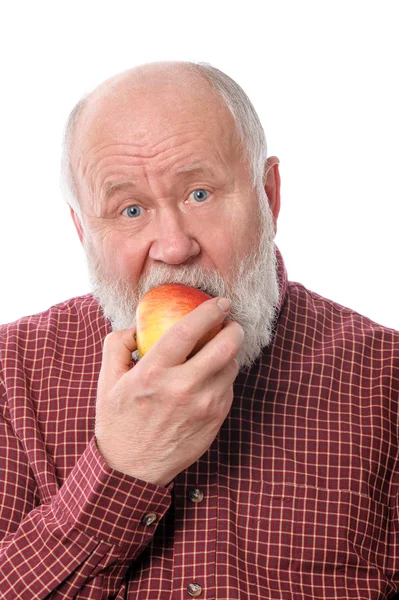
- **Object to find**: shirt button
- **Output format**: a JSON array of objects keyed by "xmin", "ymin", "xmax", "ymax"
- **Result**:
[
  {"xmin": 187, "ymin": 582, "xmax": 202, "ymax": 597},
  {"xmin": 142, "ymin": 512, "xmax": 157, "ymax": 526},
  {"xmin": 189, "ymin": 488, "xmax": 204, "ymax": 503}
]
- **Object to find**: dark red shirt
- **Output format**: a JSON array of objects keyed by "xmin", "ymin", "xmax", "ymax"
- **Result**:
[{"xmin": 1, "ymin": 249, "xmax": 399, "ymax": 599}]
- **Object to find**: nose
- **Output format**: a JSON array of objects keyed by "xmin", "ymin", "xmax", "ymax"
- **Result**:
[{"xmin": 148, "ymin": 209, "xmax": 201, "ymax": 265}]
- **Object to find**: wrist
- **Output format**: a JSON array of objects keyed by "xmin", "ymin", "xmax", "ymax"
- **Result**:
[{"xmin": 94, "ymin": 437, "xmax": 174, "ymax": 486}]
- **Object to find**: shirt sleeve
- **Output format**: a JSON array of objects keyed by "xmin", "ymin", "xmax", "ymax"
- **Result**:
[{"xmin": 0, "ymin": 411, "xmax": 172, "ymax": 599}]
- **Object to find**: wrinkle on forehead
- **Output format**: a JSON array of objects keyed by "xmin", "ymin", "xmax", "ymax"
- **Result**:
[{"xmin": 77, "ymin": 121, "xmax": 233, "ymax": 187}]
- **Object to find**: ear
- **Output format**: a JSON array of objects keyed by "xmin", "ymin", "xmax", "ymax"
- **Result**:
[
  {"xmin": 70, "ymin": 207, "xmax": 85, "ymax": 246},
  {"xmin": 264, "ymin": 156, "xmax": 281, "ymax": 232}
]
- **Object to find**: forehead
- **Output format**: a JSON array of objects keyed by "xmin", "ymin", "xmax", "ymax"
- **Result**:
[{"xmin": 73, "ymin": 79, "xmax": 239, "ymax": 179}]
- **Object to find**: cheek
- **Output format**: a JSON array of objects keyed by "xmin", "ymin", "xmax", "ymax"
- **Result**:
[
  {"xmin": 114, "ymin": 243, "xmax": 148, "ymax": 283},
  {"xmin": 201, "ymin": 229, "xmax": 240, "ymax": 277},
  {"xmin": 90, "ymin": 229, "xmax": 147, "ymax": 283},
  {"xmin": 208, "ymin": 212, "xmax": 254, "ymax": 267}
]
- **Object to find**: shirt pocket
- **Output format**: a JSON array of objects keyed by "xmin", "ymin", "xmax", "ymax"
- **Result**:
[
  {"xmin": 251, "ymin": 482, "xmax": 389, "ymax": 572},
  {"xmin": 217, "ymin": 480, "xmax": 390, "ymax": 598}
]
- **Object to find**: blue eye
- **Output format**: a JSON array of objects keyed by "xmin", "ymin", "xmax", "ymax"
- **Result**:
[
  {"xmin": 122, "ymin": 205, "xmax": 142, "ymax": 218},
  {"xmin": 189, "ymin": 189, "xmax": 210, "ymax": 203}
]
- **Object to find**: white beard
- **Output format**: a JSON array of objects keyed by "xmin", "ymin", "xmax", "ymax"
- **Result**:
[{"xmin": 84, "ymin": 191, "xmax": 280, "ymax": 369}]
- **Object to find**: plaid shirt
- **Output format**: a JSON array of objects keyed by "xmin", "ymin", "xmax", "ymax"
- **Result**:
[{"xmin": 1, "ymin": 247, "xmax": 399, "ymax": 600}]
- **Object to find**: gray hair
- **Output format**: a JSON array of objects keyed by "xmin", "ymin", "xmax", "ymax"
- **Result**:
[{"xmin": 60, "ymin": 62, "xmax": 268, "ymax": 220}]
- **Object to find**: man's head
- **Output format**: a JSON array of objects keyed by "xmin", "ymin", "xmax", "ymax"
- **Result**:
[{"xmin": 63, "ymin": 61, "xmax": 281, "ymax": 368}]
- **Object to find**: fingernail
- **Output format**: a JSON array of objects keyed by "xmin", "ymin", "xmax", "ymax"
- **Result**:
[{"xmin": 217, "ymin": 297, "xmax": 230, "ymax": 312}]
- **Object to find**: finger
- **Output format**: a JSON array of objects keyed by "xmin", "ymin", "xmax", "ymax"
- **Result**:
[
  {"xmin": 184, "ymin": 320, "xmax": 244, "ymax": 383},
  {"xmin": 144, "ymin": 297, "xmax": 231, "ymax": 368},
  {"xmin": 100, "ymin": 328, "xmax": 137, "ymax": 381},
  {"xmin": 207, "ymin": 357, "xmax": 240, "ymax": 402},
  {"xmin": 192, "ymin": 358, "xmax": 239, "ymax": 416}
]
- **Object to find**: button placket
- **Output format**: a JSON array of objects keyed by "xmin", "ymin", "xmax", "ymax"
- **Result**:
[{"xmin": 172, "ymin": 451, "xmax": 219, "ymax": 599}]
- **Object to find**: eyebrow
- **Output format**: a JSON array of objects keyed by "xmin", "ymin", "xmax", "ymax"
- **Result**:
[
  {"xmin": 102, "ymin": 163, "xmax": 222, "ymax": 199},
  {"xmin": 172, "ymin": 163, "xmax": 220, "ymax": 178},
  {"xmin": 103, "ymin": 180, "xmax": 135, "ymax": 199}
]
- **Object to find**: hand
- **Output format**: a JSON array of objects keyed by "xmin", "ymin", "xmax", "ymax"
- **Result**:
[{"xmin": 95, "ymin": 297, "xmax": 244, "ymax": 486}]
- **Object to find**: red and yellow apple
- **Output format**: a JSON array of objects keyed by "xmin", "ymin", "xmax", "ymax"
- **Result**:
[{"xmin": 136, "ymin": 283, "xmax": 223, "ymax": 358}]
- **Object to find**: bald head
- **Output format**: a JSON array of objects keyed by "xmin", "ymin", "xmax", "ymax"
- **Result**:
[
  {"xmin": 61, "ymin": 61, "xmax": 268, "ymax": 218},
  {"xmin": 76, "ymin": 61, "xmax": 217, "ymax": 132},
  {"xmin": 86, "ymin": 61, "xmax": 215, "ymax": 105}
]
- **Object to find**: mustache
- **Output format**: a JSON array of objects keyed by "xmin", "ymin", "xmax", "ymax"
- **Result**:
[{"xmin": 136, "ymin": 262, "xmax": 228, "ymax": 300}]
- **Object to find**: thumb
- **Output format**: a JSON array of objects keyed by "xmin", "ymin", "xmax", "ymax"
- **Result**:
[{"xmin": 100, "ymin": 328, "xmax": 137, "ymax": 383}]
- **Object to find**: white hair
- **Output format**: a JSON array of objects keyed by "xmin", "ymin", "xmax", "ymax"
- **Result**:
[
  {"xmin": 60, "ymin": 97, "xmax": 88, "ymax": 221},
  {"xmin": 60, "ymin": 62, "xmax": 268, "ymax": 220}
]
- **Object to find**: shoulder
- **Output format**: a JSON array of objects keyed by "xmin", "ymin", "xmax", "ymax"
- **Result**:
[
  {"xmin": 1, "ymin": 294, "xmax": 106, "ymax": 337},
  {"xmin": 0, "ymin": 294, "xmax": 111, "ymax": 366},
  {"xmin": 284, "ymin": 280, "xmax": 399, "ymax": 354}
]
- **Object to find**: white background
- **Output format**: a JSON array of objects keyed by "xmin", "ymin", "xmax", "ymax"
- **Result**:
[{"xmin": 1, "ymin": 0, "xmax": 398, "ymax": 329}]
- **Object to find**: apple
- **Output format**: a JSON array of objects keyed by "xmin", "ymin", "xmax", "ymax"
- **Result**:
[{"xmin": 136, "ymin": 283, "xmax": 223, "ymax": 358}]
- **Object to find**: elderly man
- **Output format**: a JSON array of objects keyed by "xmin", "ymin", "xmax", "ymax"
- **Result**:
[{"xmin": 0, "ymin": 61, "xmax": 398, "ymax": 600}]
